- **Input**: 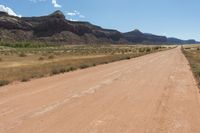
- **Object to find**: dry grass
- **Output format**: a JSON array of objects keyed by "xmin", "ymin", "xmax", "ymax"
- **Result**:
[
  {"xmin": 0, "ymin": 44, "xmax": 172, "ymax": 86},
  {"xmin": 182, "ymin": 45, "xmax": 200, "ymax": 88}
]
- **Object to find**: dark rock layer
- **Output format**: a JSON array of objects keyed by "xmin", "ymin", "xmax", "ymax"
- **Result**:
[{"xmin": 0, "ymin": 10, "xmax": 198, "ymax": 44}]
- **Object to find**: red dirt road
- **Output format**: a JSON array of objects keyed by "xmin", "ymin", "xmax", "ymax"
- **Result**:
[{"xmin": 0, "ymin": 47, "xmax": 200, "ymax": 133}]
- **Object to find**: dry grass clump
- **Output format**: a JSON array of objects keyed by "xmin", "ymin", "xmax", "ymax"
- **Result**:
[{"xmin": 182, "ymin": 46, "xmax": 200, "ymax": 89}]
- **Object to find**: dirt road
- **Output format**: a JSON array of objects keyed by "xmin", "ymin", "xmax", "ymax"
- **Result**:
[{"xmin": 1, "ymin": 47, "xmax": 200, "ymax": 133}]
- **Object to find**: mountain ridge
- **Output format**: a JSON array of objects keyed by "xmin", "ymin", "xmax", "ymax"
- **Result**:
[{"xmin": 0, "ymin": 10, "xmax": 198, "ymax": 44}]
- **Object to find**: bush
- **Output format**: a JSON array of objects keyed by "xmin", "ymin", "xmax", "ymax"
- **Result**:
[
  {"xmin": 51, "ymin": 68, "xmax": 59, "ymax": 75},
  {"xmin": 185, "ymin": 47, "xmax": 191, "ymax": 49},
  {"xmin": 0, "ymin": 58, "xmax": 2, "ymax": 62},
  {"xmin": 153, "ymin": 47, "xmax": 160, "ymax": 50},
  {"xmin": 125, "ymin": 56, "xmax": 131, "ymax": 60},
  {"xmin": 59, "ymin": 68, "xmax": 66, "ymax": 73},
  {"xmin": 139, "ymin": 48, "xmax": 145, "ymax": 53},
  {"xmin": 21, "ymin": 77, "xmax": 30, "ymax": 82},
  {"xmin": 0, "ymin": 80, "xmax": 9, "ymax": 86},
  {"xmin": 38, "ymin": 57, "xmax": 44, "ymax": 61},
  {"xmin": 48, "ymin": 55, "xmax": 55, "ymax": 59},
  {"xmin": 18, "ymin": 52, "xmax": 27, "ymax": 57},
  {"xmin": 67, "ymin": 66, "xmax": 76, "ymax": 72},
  {"xmin": 146, "ymin": 48, "xmax": 151, "ymax": 52},
  {"xmin": 51, "ymin": 68, "xmax": 66, "ymax": 75},
  {"xmin": 80, "ymin": 64, "xmax": 89, "ymax": 69}
]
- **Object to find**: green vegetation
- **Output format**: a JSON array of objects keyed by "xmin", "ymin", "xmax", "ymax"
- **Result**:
[
  {"xmin": 0, "ymin": 42, "xmax": 173, "ymax": 87},
  {"xmin": 182, "ymin": 45, "xmax": 200, "ymax": 88}
]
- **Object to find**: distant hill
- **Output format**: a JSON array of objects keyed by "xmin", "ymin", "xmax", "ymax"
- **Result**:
[
  {"xmin": 123, "ymin": 29, "xmax": 167, "ymax": 44},
  {"xmin": 0, "ymin": 10, "xmax": 198, "ymax": 44},
  {"xmin": 167, "ymin": 37, "xmax": 199, "ymax": 44}
]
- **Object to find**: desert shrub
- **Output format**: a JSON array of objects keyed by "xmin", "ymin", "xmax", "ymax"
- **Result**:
[
  {"xmin": 139, "ymin": 48, "xmax": 145, "ymax": 52},
  {"xmin": 21, "ymin": 77, "xmax": 30, "ymax": 82},
  {"xmin": 0, "ymin": 58, "xmax": 2, "ymax": 62},
  {"xmin": 146, "ymin": 48, "xmax": 151, "ymax": 52},
  {"xmin": 18, "ymin": 52, "xmax": 27, "ymax": 57},
  {"xmin": 125, "ymin": 56, "xmax": 131, "ymax": 60},
  {"xmin": 38, "ymin": 57, "xmax": 44, "ymax": 61},
  {"xmin": 59, "ymin": 68, "xmax": 66, "ymax": 73},
  {"xmin": 0, "ymin": 80, "xmax": 9, "ymax": 86},
  {"xmin": 48, "ymin": 55, "xmax": 55, "ymax": 59},
  {"xmin": 80, "ymin": 64, "xmax": 89, "ymax": 69},
  {"xmin": 67, "ymin": 66, "xmax": 76, "ymax": 72},
  {"xmin": 197, "ymin": 47, "xmax": 200, "ymax": 51},
  {"xmin": 185, "ymin": 47, "xmax": 191, "ymax": 49},
  {"xmin": 51, "ymin": 68, "xmax": 69, "ymax": 75},
  {"xmin": 51, "ymin": 68, "xmax": 60, "ymax": 75}
]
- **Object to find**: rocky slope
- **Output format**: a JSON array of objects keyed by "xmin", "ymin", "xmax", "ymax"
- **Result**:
[
  {"xmin": 0, "ymin": 11, "xmax": 126, "ymax": 44},
  {"xmin": 0, "ymin": 10, "xmax": 198, "ymax": 44}
]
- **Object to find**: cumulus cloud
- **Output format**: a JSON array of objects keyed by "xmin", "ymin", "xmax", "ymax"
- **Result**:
[
  {"xmin": 52, "ymin": 0, "xmax": 61, "ymax": 8},
  {"xmin": 0, "ymin": 5, "xmax": 21, "ymax": 17}
]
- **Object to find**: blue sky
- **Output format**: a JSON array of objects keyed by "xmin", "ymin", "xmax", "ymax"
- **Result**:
[{"xmin": 0, "ymin": 0, "xmax": 199, "ymax": 41}]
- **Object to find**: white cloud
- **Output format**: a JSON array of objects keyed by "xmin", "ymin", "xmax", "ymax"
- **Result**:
[
  {"xmin": 29, "ymin": 0, "xmax": 46, "ymax": 3},
  {"xmin": 29, "ymin": 0, "xmax": 61, "ymax": 8},
  {"xmin": 74, "ymin": 10, "xmax": 80, "ymax": 15},
  {"xmin": 66, "ymin": 10, "xmax": 80, "ymax": 16},
  {"xmin": 79, "ymin": 15, "xmax": 85, "ymax": 18},
  {"xmin": 52, "ymin": 0, "xmax": 61, "ymax": 8},
  {"xmin": 0, "ymin": 5, "xmax": 21, "ymax": 17},
  {"xmin": 69, "ymin": 18, "xmax": 78, "ymax": 21},
  {"xmin": 67, "ymin": 12, "xmax": 76, "ymax": 16},
  {"xmin": 66, "ymin": 10, "xmax": 85, "ymax": 20}
]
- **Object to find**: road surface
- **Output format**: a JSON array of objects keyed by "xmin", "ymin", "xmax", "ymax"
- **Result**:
[{"xmin": 0, "ymin": 47, "xmax": 200, "ymax": 133}]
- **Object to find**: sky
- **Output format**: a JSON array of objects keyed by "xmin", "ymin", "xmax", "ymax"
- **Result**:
[{"xmin": 0, "ymin": 0, "xmax": 199, "ymax": 41}]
